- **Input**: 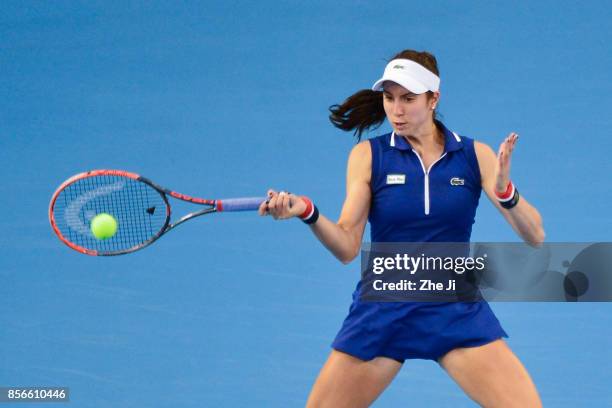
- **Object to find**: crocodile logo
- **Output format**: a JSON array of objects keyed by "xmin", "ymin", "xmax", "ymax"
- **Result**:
[{"xmin": 450, "ymin": 177, "xmax": 465, "ymax": 186}]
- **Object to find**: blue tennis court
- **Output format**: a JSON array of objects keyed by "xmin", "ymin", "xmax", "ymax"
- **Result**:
[{"xmin": 1, "ymin": 1, "xmax": 611, "ymax": 406}]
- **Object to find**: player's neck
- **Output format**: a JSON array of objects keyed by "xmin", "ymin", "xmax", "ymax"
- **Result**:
[{"xmin": 399, "ymin": 121, "xmax": 443, "ymax": 153}]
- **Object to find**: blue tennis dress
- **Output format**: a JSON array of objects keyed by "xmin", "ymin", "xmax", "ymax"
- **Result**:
[{"xmin": 331, "ymin": 120, "xmax": 508, "ymax": 362}]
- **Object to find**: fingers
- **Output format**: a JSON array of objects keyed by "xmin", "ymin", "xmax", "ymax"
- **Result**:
[
  {"xmin": 495, "ymin": 133, "xmax": 519, "ymax": 192},
  {"xmin": 270, "ymin": 191, "xmax": 291, "ymax": 219},
  {"xmin": 497, "ymin": 132, "xmax": 519, "ymax": 167},
  {"xmin": 259, "ymin": 189, "xmax": 294, "ymax": 219},
  {"xmin": 507, "ymin": 133, "xmax": 518, "ymax": 156},
  {"xmin": 258, "ymin": 189, "xmax": 274, "ymax": 216},
  {"xmin": 258, "ymin": 200, "xmax": 268, "ymax": 216},
  {"xmin": 501, "ymin": 133, "xmax": 519, "ymax": 155}
]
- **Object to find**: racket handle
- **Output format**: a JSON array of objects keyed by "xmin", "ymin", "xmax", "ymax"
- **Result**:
[{"xmin": 216, "ymin": 196, "xmax": 268, "ymax": 212}]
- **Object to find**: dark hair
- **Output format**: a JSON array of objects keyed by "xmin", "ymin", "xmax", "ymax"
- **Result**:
[{"xmin": 329, "ymin": 49, "xmax": 441, "ymax": 141}]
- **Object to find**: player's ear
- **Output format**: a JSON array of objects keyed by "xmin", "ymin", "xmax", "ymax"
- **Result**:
[{"xmin": 430, "ymin": 91, "xmax": 440, "ymax": 110}]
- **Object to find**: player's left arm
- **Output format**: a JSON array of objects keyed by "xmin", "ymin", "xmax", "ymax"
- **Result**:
[{"xmin": 474, "ymin": 135, "xmax": 545, "ymax": 247}]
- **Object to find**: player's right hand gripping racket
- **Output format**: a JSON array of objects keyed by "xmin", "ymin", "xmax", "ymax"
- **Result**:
[{"xmin": 49, "ymin": 169, "xmax": 267, "ymax": 256}]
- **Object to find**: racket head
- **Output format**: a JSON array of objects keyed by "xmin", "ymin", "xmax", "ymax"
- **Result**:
[{"xmin": 49, "ymin": 170, "xmax": 171, "ymax": 256}]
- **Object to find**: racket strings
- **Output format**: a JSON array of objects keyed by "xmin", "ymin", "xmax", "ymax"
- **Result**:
[{"xmin": 52, "ymin": 175, "xmax": 168, "ymax": 254}]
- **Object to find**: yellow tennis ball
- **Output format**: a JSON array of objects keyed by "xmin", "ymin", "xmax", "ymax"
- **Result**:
[{"xmin": 90, "ymin": 213, "xmax": 118, "ymax": 240}]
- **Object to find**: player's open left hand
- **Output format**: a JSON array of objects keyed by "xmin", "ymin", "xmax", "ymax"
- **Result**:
[{"xmin": 495, "ymin": 132, "xmax": 519, "ymax": 193}]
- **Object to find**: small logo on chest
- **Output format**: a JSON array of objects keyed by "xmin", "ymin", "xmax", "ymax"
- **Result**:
[
  {"xmin": 450, "ymin": 177, "xmax": 465, "ymax": 186},
  {"xmin": 386, "ymin": 174, "xmax": 406, "ymax": 185}
]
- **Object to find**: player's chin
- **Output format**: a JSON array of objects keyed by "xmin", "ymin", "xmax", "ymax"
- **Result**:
[{"xmin": 393, "ymin": 125, "xmax": 414, "ymax": 134}]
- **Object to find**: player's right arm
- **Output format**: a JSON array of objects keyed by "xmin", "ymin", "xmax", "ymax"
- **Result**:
[
  {"xmin": 310, "ymin": 140, "xmax": 372, "ymax": 264},
  {"xmin": 260, "ymin": 141, "xmax": 372, "ymax": 264}
]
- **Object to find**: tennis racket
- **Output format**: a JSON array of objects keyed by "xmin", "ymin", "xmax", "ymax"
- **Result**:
[{"xmin": 49, "ymin": 169, "xmax": 267, "ymax": 256}]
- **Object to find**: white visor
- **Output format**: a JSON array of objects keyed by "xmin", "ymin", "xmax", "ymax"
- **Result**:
[{"xmin": 371, "ymin": 58, "xmax": 440, "ymax": 94}]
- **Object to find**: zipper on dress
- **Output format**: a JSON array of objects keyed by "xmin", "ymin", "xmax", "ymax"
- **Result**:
[{"xmin": 411, "ymin": 149, "xmax": 447, "ymax": 215}]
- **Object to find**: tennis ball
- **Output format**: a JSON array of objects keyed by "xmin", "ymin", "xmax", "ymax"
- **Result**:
[{"xmin": 90, "ymin": 213, "xmax": 118, "ymax": 240}]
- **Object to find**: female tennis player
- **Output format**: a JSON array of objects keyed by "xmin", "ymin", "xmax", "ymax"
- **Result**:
[{"xmin": 258, "ymin": 49, "xmax": 545, "ymax": 407}]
